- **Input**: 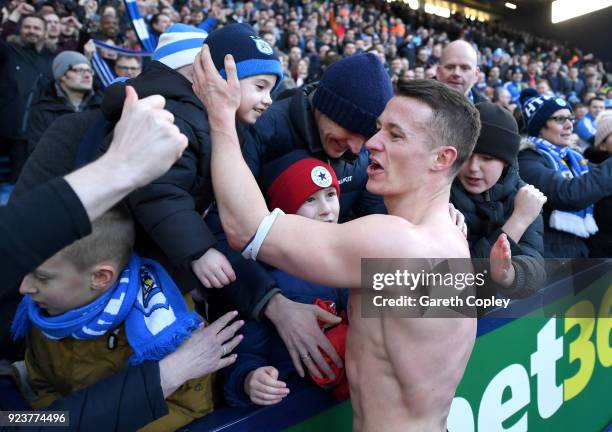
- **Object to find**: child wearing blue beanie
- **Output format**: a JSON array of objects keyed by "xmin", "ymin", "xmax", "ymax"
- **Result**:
[
  {"xmin": 205, "ymin": 23, "xmax": 283, "ymax": 124},
  {"xmin": 113, "ymin": 23, "xmax": 282, "ymax": 300}
]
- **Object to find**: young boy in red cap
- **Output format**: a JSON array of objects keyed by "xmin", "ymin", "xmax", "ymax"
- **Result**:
[{"xmin": 221, "ymin": 150, "xmax": 349, "ymax": 406}]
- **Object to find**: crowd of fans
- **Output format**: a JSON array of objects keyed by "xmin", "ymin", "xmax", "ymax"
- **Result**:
[
  {"xmin": 1, "ymin": 0, "xmax": 612, "ymax": 429},
  {"xmin": 1, "ymin": 0, "xmax": 610, "ymax": 168}
]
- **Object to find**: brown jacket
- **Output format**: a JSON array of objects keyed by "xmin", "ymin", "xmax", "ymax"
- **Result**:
[{"xmin": 25, "ymin": 315, "xmax": 213, "ymax": 431}]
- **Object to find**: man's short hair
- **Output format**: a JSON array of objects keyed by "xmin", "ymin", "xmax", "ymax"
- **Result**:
[
  {"xmin": 41, "ymin": 11, "xmax": 59, "ymax": 19},
  {"xmin": 20, "ymin": 14, "xmax": 46, "ymax": 28},
  {"xmin": 589, "ymin": 96, "xmax": 604, "ymax": 106},
  {"xmin": 395, "ymin": 79, "xmax": 481, "ymax": 176},
  {"xmin": 116, "ymin": 55, "xmax": 142, "ymax": 65},
  {"xmin": 60, "ymin": 205, "xmax": 135, "ymax": 272},
  {"xmin": 492, "ymin": 86, "xmax": 508, "ymax": 103}
]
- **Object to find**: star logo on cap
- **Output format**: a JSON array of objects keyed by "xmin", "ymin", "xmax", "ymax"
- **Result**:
[{"xmin": 311, "ymin": 166, "xmax": 333, "ymax": 188}]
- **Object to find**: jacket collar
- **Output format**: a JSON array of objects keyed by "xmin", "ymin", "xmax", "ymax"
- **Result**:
[{"xmin": 288, "ymin": 83, "xmax": 325, "ymax": 157}]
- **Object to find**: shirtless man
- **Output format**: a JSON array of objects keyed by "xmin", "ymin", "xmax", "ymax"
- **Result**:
[{"xmin": 193, "ymin": 46, "xmax": 481, "ymax": 431}]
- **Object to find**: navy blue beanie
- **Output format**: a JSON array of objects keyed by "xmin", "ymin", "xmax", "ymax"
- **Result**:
[
  {"xmin": 312, "ymin": 53, "xmax": 393, "ymax": 138},
  {"xmin": 204, "ymin": 23, "xmax": 283, "ymax": 90},
  {"xmin": 520, "ymin": 88, "xmax": 572, "ymax": 136}
]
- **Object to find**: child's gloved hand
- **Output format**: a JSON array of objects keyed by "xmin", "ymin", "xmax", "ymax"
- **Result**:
[
  {"xmin": 244, "ymin": 366, "xmax": 290, "ymax": 406},
  {"xmin": 191, "ymin": 248, "xmax": 236, "ymax": 288}
]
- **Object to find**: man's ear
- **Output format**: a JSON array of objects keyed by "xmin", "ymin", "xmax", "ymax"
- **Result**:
[
  {"xmin": 432, "ymin": 146, "xmax": 457, "ymax": 172},
  {"xmin": 90, "ymin": 264, "xmax": 117, "ymax": 291}
]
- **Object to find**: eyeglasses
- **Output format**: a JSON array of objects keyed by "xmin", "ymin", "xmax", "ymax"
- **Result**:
[
  {"xmin": 68, "ymin": 66, "xmax": 94, "ymax": 76},
  {"xmin": 549, "ymin": 115, "xmax": 575, "ymax": 124}
]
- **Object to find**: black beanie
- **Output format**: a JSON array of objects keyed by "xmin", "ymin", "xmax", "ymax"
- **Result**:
[
  {"xmin": 473, "ymin": 102, "xmax": 520, "ymax": 165},
  {"xmin": 312, "ymin": 53, "xmax": 393, "ymax": 138}
]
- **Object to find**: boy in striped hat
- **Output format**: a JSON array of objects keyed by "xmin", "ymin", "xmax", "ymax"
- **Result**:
[{"xmin": 106, "ymin": 23, "xmax": 283, "ymax": 302}]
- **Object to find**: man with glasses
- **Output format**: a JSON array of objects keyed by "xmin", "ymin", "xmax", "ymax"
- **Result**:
[
  {"xmin": 25, "ymin": 51, "xmax": 102, "ymax": 153},
  {"xmin": 114, "ymin": 55, "xmax": 143, "ymax": 79}
]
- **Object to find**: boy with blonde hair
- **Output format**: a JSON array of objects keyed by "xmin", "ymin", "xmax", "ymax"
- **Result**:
[{"xmin": 13, "ymin": 206, "xmax": 215, "ymax": 431}]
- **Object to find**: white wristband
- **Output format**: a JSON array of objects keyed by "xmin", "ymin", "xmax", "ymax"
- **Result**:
[{"xmin": 241, "ymin": 208, "xmax": 285, "ymax": 260}]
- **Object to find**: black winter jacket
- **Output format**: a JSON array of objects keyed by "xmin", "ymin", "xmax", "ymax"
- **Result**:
[
  {"xmin": 25, "ymin": 82, "xmax": 102, "ymax": 153},
  {"xmin": 470, "ymin": 87, "xmax": 489, "ymax": 104},
  {"xmin": 518, "ymin": 139, "xmax": 612, "ymax": 258},
  {"xmin": 0, "ymin": 38, "xmax": 54, "ymax": 140},
  {"xmin": 12, "ymin": 110, "xmax": 101, "ymax": 200},
  {"xmin": 583, "ymin": 148, "xmax": 612, "ymax": 257},
  {"xmin": 101, "ymin": 61, "xmax": 224, "ymax": 293},
  {"xmin": 205, "ymin": 84, "xmax": 386, "ymax": 321},
  {"xmin": 450, "ymin": 165, "xmax": 546, "ymax": 298}
]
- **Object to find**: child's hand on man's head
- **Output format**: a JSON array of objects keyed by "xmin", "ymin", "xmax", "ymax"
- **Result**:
[{"xmin": 244, "ymin": 366, "xmax": 290, "ymax": 406}]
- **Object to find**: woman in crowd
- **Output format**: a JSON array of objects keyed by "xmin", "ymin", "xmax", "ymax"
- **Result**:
[{"xmin": 518, "ymin": 88, "xmax": 612, "ymax": 258}]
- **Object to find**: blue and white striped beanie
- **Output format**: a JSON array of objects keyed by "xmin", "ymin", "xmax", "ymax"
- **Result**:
[
  {"xmin": 152, "ymin": 24, "xmax": 208, "ymax": 70},
  {"xmin": 204, "ymin": 23, "xmax": 282, "ymax": 90}
]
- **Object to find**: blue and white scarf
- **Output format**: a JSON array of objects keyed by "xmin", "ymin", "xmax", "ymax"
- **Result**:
[
  {"xmin": 91, "ymin": 51, "xmax": 116, "ymax": 88},
  {"xmin": 124, "ymin": 0, "xmax": 156, "ymax": 53},
  {"xmin": 531, "ymin": 136, "xmax": 599, "ymax": 238},
  {"xmin": 89, "ymin": 40, "xmax": 153, "ymax": 88},
  {"xmin": 12, "ymin": 253, "xmax": 201, "ymax": 365}
]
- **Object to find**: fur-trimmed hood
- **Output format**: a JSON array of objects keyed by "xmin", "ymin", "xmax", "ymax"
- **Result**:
[
  {"xmin": 519, "ymin": 136, "xmax": 535, "ymax": 151},
  {"xmin": 518, "ymin": 135, "xmax": 583, "ymax": 152}
]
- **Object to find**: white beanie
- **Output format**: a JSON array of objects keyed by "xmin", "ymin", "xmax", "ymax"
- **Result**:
[{"xmin": 152, "ymin": 23, "xmax": 208, "ymax": 70}]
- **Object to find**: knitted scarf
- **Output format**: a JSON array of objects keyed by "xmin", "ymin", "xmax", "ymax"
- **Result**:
[
  {"xmin": 12, "ymin": 253, "xmax": 201, "ymax": 365},
  {"xmin": 531, "ymin": 136, "xmax": 599, "ymax": 238}
]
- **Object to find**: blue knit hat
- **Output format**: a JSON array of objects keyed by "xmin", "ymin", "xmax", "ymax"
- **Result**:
[
  {"xmin": 204, "ymin": 23, "xmax": 282, "ymax": 90},
  {"xmin": 520, "ymin": 88, "xmax": 572, "ymax": 136},
  {"xmin": 152, "ymin": 24, "xmax": 208, "ymax": 70},
  {"xmin": 312, "ymin": 53, "xmax": 393, "ymax": 138}
]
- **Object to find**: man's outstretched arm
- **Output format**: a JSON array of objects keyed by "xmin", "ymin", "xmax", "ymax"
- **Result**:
[{"xmin": 193, "ymin": 47, "xmax": 413, "ymax": 289}]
